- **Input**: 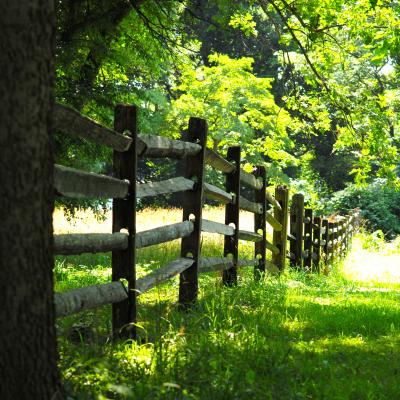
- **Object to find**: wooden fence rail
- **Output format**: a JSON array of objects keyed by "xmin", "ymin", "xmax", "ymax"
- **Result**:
[
  {"xmin": 286, "ymin": 194, "xmax": 359, "ymax": 272},
  {"xmin": 53, "ymin": 102, "xmax": 358, "ymax": 338}
]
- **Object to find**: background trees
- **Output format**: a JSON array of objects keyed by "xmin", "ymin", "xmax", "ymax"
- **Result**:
[{"xmin": 54, "ymin": 0, "xmax": 399, "ymax": 228}]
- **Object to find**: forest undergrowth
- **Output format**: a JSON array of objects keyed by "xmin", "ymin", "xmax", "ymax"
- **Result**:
[{"xmin": 54, "ymin": 208, "xmax": 400, "ymax": 399}]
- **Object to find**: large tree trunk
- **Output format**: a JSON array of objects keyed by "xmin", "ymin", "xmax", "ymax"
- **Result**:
[{"xmin": 0, "ymin": 1, "xmax": 62, "ymax": 399}]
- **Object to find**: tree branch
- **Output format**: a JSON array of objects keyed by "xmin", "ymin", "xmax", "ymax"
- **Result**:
[{"xmin": 258, "ymin": 0, "xmax": 330, "ymax": 92}]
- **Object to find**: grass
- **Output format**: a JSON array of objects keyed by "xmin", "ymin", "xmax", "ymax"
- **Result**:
[
  {"xmin": 340, "ymin": 235, "xmax": 400, "ymax": 288},
  {"xmin": 54, "ymin": 208, "xmax": 400, "ymax": 399}
]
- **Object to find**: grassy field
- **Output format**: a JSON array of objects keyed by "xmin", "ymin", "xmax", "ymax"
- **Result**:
[{"xmin": 54, "ymin": 208, "xmax": 400, "ymax": 399}]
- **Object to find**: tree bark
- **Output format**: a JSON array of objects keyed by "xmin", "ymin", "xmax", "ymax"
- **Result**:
[{"xmin": 0, "ymin": 1, "xmax": 62, "ymax": 399}]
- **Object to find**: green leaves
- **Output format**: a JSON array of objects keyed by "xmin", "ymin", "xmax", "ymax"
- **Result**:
[
  {"xmin": 263, "ymin": 0, "xmax": 400, "ymax": 186},
  {"xmin": 369, "ymin": 0, "xmax": 378, "ymax": 9},
  {"xmin": 229, "ymin": 12, "xmax": 258, "ymax": 37},
  {"xmin": 55, "ymin": 0, "xmax": 400, "ymax": 199},
  {"xmin": 168, "ymin": 53, "xmax": 296, "ymax": 179}
]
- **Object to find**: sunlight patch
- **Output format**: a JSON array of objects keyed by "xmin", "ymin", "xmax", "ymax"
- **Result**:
[
  {"xmin": 293, "ymin": 336, "xmax": 367, "ymax": 353},
  {"xmin": 311, "ymin": 297, "xmax": 332, "ymax": 305},
  {"xmin": 341, "ymin": 236, "xmax": 400, "ymax": 286},
  {"xmin": 283, "ymin": 318, "xmax": 308, "ymax": 332}
]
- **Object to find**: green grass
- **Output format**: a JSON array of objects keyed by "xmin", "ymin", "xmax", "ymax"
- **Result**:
[{"xmin": 55, "ymin": 232, "xmax": 400, "ymax": 399}]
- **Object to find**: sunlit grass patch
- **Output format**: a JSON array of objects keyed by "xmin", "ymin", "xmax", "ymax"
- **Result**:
[
  {"xmin": 340, "ymin": 232, "xmax": 400, "ymax": 288},
  {"xmin": 53, "ymin": 206, "xmax": 261, "ymax": 235}
]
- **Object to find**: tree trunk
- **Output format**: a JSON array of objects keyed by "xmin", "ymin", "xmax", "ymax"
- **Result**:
[{"xmin": 0, "ymin": 1, "xmax": 62, "ymax": 399}]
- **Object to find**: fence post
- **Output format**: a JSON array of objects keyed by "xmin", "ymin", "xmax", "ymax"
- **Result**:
[
  {"xmin": 179, "ymin": 117, "xmax": 207, "ymax": 308},
  {"xmin": 223, "ymin": 146, "xmax": 241, "ymax": 286},
  {"xmin": 322, "ymin": 219, "xmax": 329, "ymax": 271},
  {"xmin": 289, "ymin": 193, "xmax": 304, "ymax": 268},
  {"xmin": 272, "ymin": 186, "xmax": 289, "ymax": 272},
  {"xmin": 254, "ymin": 166, "xmax": 266, "ymax": 280},
  {"xmin": 339, "ymin": 220, "xmax": 345, "ymax": 258},
  {"xmin": 343, "ymin": 216, "xmax": 350, "ymax": 254},
  {"xmin": 303, "ymin": 208, "xmax": 313, "ymax": 271},
  {"xmin": 328, "ymin": 221, "xmax": 334, "ymax": 267},
  {"xmin": 112, "ymin": 104, "xmax": 137, "ymax": 339},
  {"xmin": 312, "ymin": 216, "xmax": 322, "ymax": 273},
  {"xmin": 333, "ymin": 221, "xmax": 339, "ymax": 261}
]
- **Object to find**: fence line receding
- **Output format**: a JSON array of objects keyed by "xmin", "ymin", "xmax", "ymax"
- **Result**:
[{"xmin": 53, "ymin": 102, "xmax": 358, "ymax": 338}]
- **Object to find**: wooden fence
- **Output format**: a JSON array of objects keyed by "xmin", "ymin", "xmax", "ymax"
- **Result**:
[
  {"xmin": 287, "ymin": 193, "xmax": 358, "ymax": 272},
  {"xmin": 52, "ymin": 102, "xmax": 357, "ymax": 339}
]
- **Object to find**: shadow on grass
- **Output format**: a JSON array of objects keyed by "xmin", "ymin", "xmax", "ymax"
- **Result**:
[
  {"xmin": 57, "ymin": 262, "xmax": 400, "ymax": 399},
  {"xmin": 130, "ymin": 275, "xmax": 400, "ymax": 399}
]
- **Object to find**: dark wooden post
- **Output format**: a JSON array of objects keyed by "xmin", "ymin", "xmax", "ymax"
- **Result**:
[
  {"xmin": 223, "ymin": 146, "xmax": 241, "ymax": 285},
  {"xmin": 312, "ymin": 216, "xmax": 322, "ymax": 273},
  {"xmin": 328, "ymin": 222, "xmax": 334, "ymax": 267},
  {"xmin": 341, "ymin": 220, "xmax": 347, "ymax": 256},
  {"xmin": 338, "ymin": 220, "xmax": 344, "ymax": 258},
  {"xmin": 289, "ymin": 193, "xmax": 304, "ymax": 268},
  {"xmin": 343, "ymin": 216, "xmax": 350, "ymax": 254},
  {"xmin": 303, "ymin": 208, "xmax": 313, "ymax": 271},
  {"xmin": 254, "ymin": 166, "xmax": 266, "ymax": 279},
  {"xmin": 112, "ymin": 104, "xmax": 137, "ymax": 338},
  {"xmin": 333, "ymin": 222, "xmax": 338, "ymax": 261},
  {"xmin": 272, "ymin": 186, "xmax": 289, "ymax": 272},
  {"xmin": 179, "ymin": 117, "xmax": 207, "ymax": 307},
  {"xmin": 336, "ymin": 222, "xmax": 340, "ymax": 260},
  {"xmin": 337, "ymin": 222, "xmax": 341, "ymax": 259},
  {"xmin": 322, "ymin": 219, "xmax": 329, "ymax": 269}
]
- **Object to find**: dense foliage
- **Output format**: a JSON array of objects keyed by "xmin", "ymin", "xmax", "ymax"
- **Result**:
[
  {"xmin": 55, "ymin": 0, "xmax": 400, "ymax": 223},
  {"xmin": 328, "ymin": 179, "xmax": 400, "ymax": 238}
]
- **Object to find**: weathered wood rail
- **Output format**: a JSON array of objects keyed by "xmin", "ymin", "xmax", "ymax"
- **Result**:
[
  {"xmin": 286, "ymin": 192, "xmax": 359, "ymax": 272},
  {"xmin": 53, "ymin": 102, "xmax": 357, "ymax": 338}
]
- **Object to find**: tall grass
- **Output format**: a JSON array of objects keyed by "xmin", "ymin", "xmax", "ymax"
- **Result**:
[
  {"xmin": 55, "ymin": 209, "xmax": 400, "ymax": 399},
  {"xmin": 340, "ymin": 232, "xmax": 400, "ymax": 288}
]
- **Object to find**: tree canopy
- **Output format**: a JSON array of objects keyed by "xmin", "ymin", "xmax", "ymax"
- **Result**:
[{"xmin": 55, "ymin": 0, "xmax": 400, "ymax": 211}]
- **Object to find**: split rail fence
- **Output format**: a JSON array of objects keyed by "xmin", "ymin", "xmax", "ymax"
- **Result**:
[
  {"xmin": 287, "ymin": 194, "xmax": 358, "ymax": 272},
  {"xmin": 53, "ymin": 103, "xmax": 357, "ymax": 338}
]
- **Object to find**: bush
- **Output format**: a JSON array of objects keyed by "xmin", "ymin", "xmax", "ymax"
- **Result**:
[{"xmin": 327, "ymin": 179, "xmax": 400, "ymax": 239}]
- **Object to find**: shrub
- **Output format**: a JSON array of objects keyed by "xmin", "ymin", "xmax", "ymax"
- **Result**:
[{"xmin": 327, "ymin": 179, "xmax": 400, "ymax": 239}]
